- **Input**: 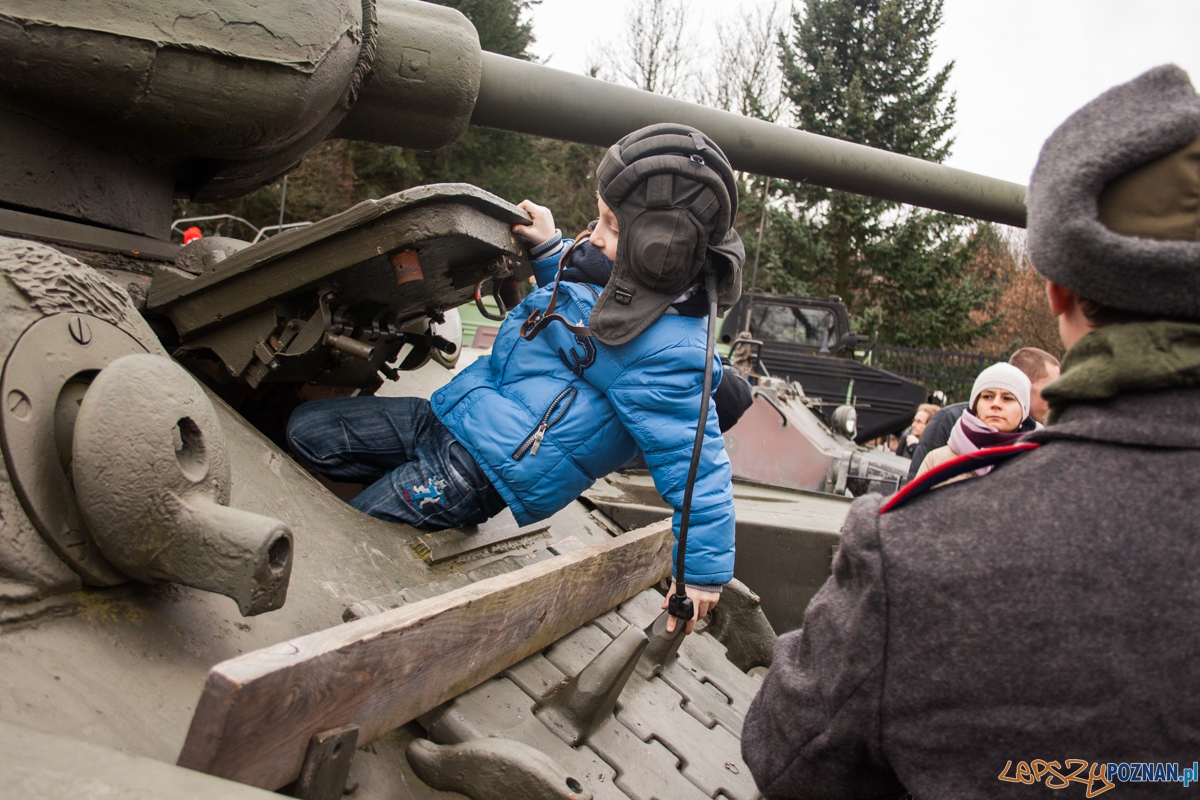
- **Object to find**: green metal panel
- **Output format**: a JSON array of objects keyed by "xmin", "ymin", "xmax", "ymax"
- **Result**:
[{"xmin": 458, "ymin": 295, "xmax": 503, "ymax": 349}]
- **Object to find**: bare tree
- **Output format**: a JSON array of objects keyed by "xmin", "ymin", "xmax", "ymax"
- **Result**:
[
  {"xmin": 689, "ymin": 3, "xmax": 790, "ymax": 305},
  {"xmin": 701, "ymin": 2, "xmax": 787, "ymax": 121},
  {"xmin": 970, "ymin": 228, "xmax": 1064, "ymax": 358},
  {"xmin": 593, "ymin": 0, "xmax": 695, "ymax": 98}
]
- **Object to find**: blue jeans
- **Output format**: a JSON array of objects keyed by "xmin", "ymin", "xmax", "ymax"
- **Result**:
[{"xmin": 286, "ymin": 397, "xmax": 506, "ymax": 530}]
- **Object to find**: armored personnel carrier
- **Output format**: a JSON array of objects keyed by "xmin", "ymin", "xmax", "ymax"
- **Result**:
[
  {"xmin": 720, "ymin": 293, "xmax": 928, "ymax": 443},
  {"xmin": 713, "ymin": 292, "xmax": 918, "ymax": 499},
  {"xmin": 0, "ymin": 1, "xmax": 1027, "ymax": 797}
]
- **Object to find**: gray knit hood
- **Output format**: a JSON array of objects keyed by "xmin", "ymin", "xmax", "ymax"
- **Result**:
[{"xmin": 1027, "ymin": 65, "xmax": 1200, "ymax": 319}]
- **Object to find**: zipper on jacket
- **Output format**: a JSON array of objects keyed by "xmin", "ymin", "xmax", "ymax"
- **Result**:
[{"xmin": 512, "ymin": 386, "xmax": 578, "ymax": 461}]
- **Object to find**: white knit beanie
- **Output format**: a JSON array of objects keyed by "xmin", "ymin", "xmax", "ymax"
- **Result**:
[{"xmin": 969, "ymin": 363, "xmax": 1032, "ymax": 421}]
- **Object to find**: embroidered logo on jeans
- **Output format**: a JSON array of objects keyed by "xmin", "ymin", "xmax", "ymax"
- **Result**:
[
  {"xmin": 406, "ymin": 476, "xmax": 448, "ymax": 508},
  {"xmin": 558, "ymin": 333, "xmax": 596, "ymax": 376}
]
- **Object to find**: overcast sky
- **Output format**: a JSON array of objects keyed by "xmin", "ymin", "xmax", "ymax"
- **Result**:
[{"xmin": 526, "ymin": 0, "xmax": 1200, "ymax": 186}]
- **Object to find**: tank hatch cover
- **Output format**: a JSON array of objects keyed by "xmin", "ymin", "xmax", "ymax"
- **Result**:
[{"xmin": 146, "ymin": 184, "xmax": 532, "ymax": 390}]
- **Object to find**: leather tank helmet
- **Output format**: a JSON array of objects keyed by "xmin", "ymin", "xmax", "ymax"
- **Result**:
[{"xmin": 590, "ymin": 123, "xmax": 746, "ymax": 345}]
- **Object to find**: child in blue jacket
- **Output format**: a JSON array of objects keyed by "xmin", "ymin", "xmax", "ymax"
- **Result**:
[{"xmin": 288, "ymin": 124, "xmax": 745, "ymax": 632}]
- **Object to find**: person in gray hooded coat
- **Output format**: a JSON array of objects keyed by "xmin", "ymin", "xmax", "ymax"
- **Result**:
[{"xmin": 741, "ymin": 64, "xmax": 1200, "ymax": 799}]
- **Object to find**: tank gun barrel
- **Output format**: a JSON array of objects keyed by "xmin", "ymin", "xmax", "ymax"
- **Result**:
[{"xmin": 469, "ymin": 52, "xmax": 1027, "ymax": 228}]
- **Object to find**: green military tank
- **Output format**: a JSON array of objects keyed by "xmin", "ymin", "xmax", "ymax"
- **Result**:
[{"xmin": 0, "ymin": 1, "xmax": 1027, "ymax": 797}]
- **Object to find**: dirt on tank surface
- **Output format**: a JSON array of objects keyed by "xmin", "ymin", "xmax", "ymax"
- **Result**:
[{"xmin": 0, "ymin": 1, "xmax": 1026, "ymax": 797}]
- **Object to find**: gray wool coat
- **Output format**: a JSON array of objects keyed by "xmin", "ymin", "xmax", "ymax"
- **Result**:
[{"xmin": 742, "ymin": 387, "xmax": 1200, "ymax": 799}]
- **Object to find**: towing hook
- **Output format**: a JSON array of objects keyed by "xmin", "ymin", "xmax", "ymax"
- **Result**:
[{"xmin": 475, "ymin": 278, "xmax": 510, "ymax": 321}]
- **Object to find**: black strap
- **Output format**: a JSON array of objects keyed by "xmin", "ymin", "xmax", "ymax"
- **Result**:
[{"xmin": 520, "ymin": 233, "xmax": 595, "ymax": 341}]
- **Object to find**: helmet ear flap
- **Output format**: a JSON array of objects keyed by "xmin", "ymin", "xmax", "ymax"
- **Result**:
[
  {"xmin": 589, "ymin": 123, "xmax": 746, "ymax": 345},
  {"xmin": 624, "ymin": 208, "xmax": 706, "ymax": 295}
]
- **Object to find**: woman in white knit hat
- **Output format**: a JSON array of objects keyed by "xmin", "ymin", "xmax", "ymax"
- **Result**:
[{"xmin": 914, "ymin": 362, "xmax": 1040, "ymax": 486}]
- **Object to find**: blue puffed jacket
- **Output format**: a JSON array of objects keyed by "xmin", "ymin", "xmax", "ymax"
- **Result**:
[{"xmin": 430, "ymin": 243, "xmax": 735, "ymax": 587}]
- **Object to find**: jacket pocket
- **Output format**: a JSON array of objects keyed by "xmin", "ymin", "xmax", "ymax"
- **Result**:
[{"xmin": 511, "ymin": 386, "xmax": 578, "ymax": 461}]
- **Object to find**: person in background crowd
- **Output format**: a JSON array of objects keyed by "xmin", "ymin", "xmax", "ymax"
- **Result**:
[
  {"xmin": 913, "ymin": 364, "xmax": 1038, "ymax": 486},
  {"xmin": 895, "ymin": 403, "xmax": 940, "ymax": 459},
  {"xmin": 1008, "ymin": 346, "xmax": 1061, "ymax": 424},
  {"xmin": 906, "ymin": 348, "xmax": 1060, "ymax": 479},
  {"xmin": 742, "ymin": 64, "xmax": 1200, "ymax": 799}
]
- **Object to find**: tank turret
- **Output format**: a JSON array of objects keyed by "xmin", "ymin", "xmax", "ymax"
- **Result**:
[
  {"xmin": 0, "ymin": 0, "xmax": 1024, "ymax": 243},
  {"xmin": 0, "ymin": 0, "xmax": 481, "ymax": 236}
]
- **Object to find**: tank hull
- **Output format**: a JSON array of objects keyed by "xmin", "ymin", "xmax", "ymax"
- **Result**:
[
  {"xmin": 0, "ymin": 234, "xmax": 844, "ymax": 798},
  {"xmin": 0, "ymin": 1, "xmax": 1032, "ymax": 795}
]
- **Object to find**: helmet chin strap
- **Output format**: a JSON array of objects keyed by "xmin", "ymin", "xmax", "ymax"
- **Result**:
[
  {"xmin": 519, "ymin": 233, "xmax": 595, "ymax": 341},
  {"xmin": 667, "ymin": 263, "xmax": 719, "ymax": 629}
]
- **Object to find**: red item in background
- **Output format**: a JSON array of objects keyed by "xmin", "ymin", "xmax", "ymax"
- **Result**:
[{"xmin": 182, "ymin": 226, "xmax": 203, "ymax": 244}]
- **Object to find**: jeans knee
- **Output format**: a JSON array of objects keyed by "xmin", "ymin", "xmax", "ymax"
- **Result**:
[{"xmin": 286, "ymin": 402, "xmax": 331, "ymax": 465}]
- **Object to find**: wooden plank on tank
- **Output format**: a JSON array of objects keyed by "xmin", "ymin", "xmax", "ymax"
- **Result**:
[{"xmin": 176, "ymin": 518, "xmax": 675, "ymax": 791}]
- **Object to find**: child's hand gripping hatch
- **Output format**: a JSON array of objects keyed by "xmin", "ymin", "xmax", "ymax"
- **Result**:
[{"xmin": 513, "ymin": 200, "xmax": 557, "ymax": 248}]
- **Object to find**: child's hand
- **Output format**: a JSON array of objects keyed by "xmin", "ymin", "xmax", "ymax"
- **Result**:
[
  {"xmin": 512, "ymin": 200, "xmax": 556, "ymax": 246},
  {"xmin": 662, "ymin": 581, "xmax": 721, "ymax": 635}
]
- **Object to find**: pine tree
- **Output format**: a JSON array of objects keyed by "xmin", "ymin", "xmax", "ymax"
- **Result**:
[{"xmin": 765, "ymin": 0, "xmax": 1003, "ymax": 349}]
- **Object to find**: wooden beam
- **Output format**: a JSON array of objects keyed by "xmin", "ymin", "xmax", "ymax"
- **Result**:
[{"xmin": 176, "ymin": 519, "xmax": 674, "ymax": 790}]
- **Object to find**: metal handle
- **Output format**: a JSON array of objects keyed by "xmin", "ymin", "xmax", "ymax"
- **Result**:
[
  {"xmin": 474, "ymin": 280, "xmax": 509, "ymax": 321},
  {"xmin": 752, "ymin": 390, "xmax": 790, "ymax": 428},
  {"xmin": 323, "ymin": 332, "xmax": 375, "ymax": 361}
]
